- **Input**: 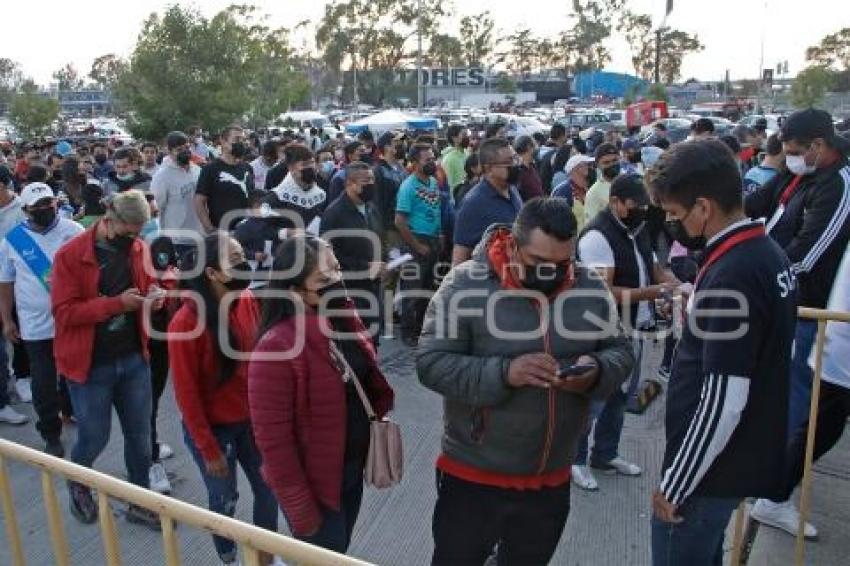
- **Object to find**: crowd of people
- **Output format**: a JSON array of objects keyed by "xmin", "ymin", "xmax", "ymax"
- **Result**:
[{"xmin": 0, "ymin": 105, "xmax": 848, "ymax": 565}]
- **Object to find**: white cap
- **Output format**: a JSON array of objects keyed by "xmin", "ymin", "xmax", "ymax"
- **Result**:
[
  {"xmin": 564, "ymin": 154, "xmax": 595, "ymax": 175},
  {"xmin": 641, "ymin": 146, "xmax": 664, "ymax": 169},
  {"xmin": 20, "ymin": 182, "xmax": 55, "ymax": 207}
]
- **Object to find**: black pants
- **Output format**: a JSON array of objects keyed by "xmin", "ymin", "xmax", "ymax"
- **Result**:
[
  {"xmin": 149, "ymin": 338, "xmax": 169, "ymax": 462},
  {"xmin": 400, "ymin": 238, "xmax": 439, "ymax": 340},
  {"xmin": 431, "ymin": 471, "xmax": 571, "ymax": 566},
  {"xmin": 24, "ymin": 340, "xmax": 62, "ymax": 443},
  {"xmin": 778, "ymin": 380, "xmax": 850, "ymax": 500}
]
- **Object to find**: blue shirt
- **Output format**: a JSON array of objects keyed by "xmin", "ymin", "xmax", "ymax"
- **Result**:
[
  {"xmin": 396, "ymin": 174, "xmax": 442, "ymax": 237},
  {"xmin": 743, "ymin": 165, "xmax": 778, "ymax": 197},
  {"xmin": 453, "ymin": 179, "xmax": 523, "ymax": 248}
]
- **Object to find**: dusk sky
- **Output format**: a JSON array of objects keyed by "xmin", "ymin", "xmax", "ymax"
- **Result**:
[{"xmin": 5, "ymin": 0, "xmax": 847, "ymax": 86}]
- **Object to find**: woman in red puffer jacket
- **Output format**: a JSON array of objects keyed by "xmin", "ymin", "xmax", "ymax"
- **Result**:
[{"xmin": 248, "ymin": 234, "xmax": 394, "ymax": 554}]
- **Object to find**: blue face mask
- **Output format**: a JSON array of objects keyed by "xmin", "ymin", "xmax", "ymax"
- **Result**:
[
  {"xmin": 320, "ymin": 161, "xmax": 335, "ymax": 177},
  {"xmin": 140, "ymin": 217, "xmax": 160, "ymax": 242}
]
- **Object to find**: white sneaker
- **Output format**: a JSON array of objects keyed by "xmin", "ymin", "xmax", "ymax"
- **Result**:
[
  {"xmin": 593, "ymin": 457, "xmax": 642, "ymax": 476},
  {"xmin": 149, "ymin": 462, "xmax": 172, "ymax": 494},
  {"xmin": 751, "ymin": 498, "xmax": 818, "ymax": 540},
  {"xmin": 0, "ymin": 405, "xmax": 28, "ymax": 425},
  {"xmin": 158, "ymin": 442, "xmax": 174, "ymax": 460},
  {"xmin": 14, "ymin": 378, "xmax": 32, "ymax": 403},
  {"xmin": 571, "ymin": 465, "xmax": 599, "ymax": 491}
]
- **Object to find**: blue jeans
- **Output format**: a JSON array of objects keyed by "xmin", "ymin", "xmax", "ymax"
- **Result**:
[
  {"xmin": 184, "ymin": 421, "xmax": 279, "ymax": 562},
  {"xmin": 576, "ymin": 337, "xmax": 643, "ymax": 465},
  {"xmin": 68, "ymin": 353, "xmax": 152, "ymax": 488},
  {"xmin": 788, "ymin": 319, "xmax": 817, "ymax": 440},
  {"xmin": 651, "ymin": 496, "xmax": 741, "ymax": 566},
  {"xmin": 297, "ymin": 460, "xmax": 365, "ymax": 554}
]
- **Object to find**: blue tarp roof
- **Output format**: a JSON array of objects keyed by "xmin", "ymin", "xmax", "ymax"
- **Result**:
[{"xmin": 572, "ymin": 71, "xmax": 649, "ymax": 99}]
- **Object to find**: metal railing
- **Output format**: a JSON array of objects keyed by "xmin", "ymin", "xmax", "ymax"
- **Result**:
[
  {"xmin": 729, "ymin": 307, "xmax": 850, "ymax": 566},
  {"xmin": 0, "ymin": 438, "xmax": 373, "ymax": 566}
]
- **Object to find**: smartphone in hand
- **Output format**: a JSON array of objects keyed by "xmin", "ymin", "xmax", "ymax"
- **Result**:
[{"xmin": 557, "ymin": 363, "xmax": 597, "ymax": 379}]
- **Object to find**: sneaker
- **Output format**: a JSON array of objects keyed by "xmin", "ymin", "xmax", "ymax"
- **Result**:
[
  {"xmin": 14, "ymin": 378, "xmax": 32, "ymax": 403},
  {"xmin": 45, "ymin": 439, "xmax": 65, "ymax": 459},
  {"xmin": 751, "ymin": 498, "xmax": 818, "ymax": 540},
  {"xmin": 571, "ymin": 465, "xmax": 599, "ymax": 491},
  {"xmin": 592, "ymin": 457, "xmax": 642, "ymax": 476},
  {"xmin": 158, "ymin": 442, "xmax": 174, "ymax": 460},
  {"xmin": 0, "ymin": 405, "xmax": 28, "ymax": 425},
  {"xmin": 149, "ymin": 462, "xmax": 172, "ymax": 494},
  {"xmin": 126, "ymin": 504, "xmax": 162, "ymax": 531},
  {"xmin": 68, "ymin": 481, "xmax": 98, "ymax": 524}
]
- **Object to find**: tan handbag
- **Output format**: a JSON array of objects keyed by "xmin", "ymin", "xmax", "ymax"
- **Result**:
[{"xmin": 329, "ymin": 342, "xmax": 403, "ymax": 488}]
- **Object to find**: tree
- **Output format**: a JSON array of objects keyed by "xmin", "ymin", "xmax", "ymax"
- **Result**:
[
  {"xmin": 115, "ymin": 4, "xmax": 309, "ymax": 140},
  {"xmin": 8, "ymin": 84, "xmax": 59, "ymax": 139},
  {"xmin": 792, "ymin": 65, "xmax": 835, "ymax": 108},
  {"xmin": 428, "ymin": 34, "xmax": 464, "ymax": 67},
  {"xmin": 501, "ymin": 29, "xmax": 539, "ymax": 79},
  {"xmin": 0, "ymin": 58, "xmax": 24, "ymax": 109},
  {"xmin": 559, "ymin": 0, "xmax": 613, "ymax": 73},
  {"xmin": 806, "ymin": 28, "xmax": 850, "ymax": 70},
  {"xmin": 495, "ymin": 74, "xmax": 517, "ymax": 94},
  {"xmin": 52, "ymin": 63, "xmax": 85, "ymax": 91},
  {"xmin": 89, "ymin": 54, "xmax": 128, "ymax": 91},
  {"xmin": 646, "ymin": 83, "xmax": 668, "ymax": 102},
  {"xmin": 459, "ymin": 12, "xmax": 496, "ymax": 65},
  {"xmin": 617, "ymin": 11, "xmax": 703, "ymax": 83}
]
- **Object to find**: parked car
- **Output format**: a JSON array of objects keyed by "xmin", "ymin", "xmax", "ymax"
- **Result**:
[{"xmin": 640, "ymin": 118, "xmax": 692, "ymax": 144}]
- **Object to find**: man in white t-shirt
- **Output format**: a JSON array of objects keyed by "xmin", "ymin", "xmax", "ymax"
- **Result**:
[
  {"xmin": 751, "ymin": 242, "xmax": 850, "ymax": 539},
  {"xmin": 573, "ymin": 174, "xmax": 679, "ymax": 491},
  {"xmin": 0, "ymin": 183, "xmax": 84, "ymax": 456}
]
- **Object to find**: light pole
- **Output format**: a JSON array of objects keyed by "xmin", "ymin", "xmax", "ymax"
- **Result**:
[{"xmin": 417, "ymin": 0, "xmax": 423, "ymax": 112}]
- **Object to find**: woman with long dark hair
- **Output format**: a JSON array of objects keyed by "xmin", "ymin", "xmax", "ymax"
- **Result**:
[
  {"xmin": 168, "ymin": 233, "xmax": 278, "ymax": 565},
  {"xmin": 249, "ymin": 235, "xmax": 394, "ymax": 553}
]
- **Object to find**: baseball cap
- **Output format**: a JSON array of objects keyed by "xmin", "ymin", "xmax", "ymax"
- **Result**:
[
  {"xmin": 780, "ymin": 108, "xmax": 850, "ymax": 153},
  {"xmin": 641, "ymin": 146, "xmax": 664, "ymax": 169},
  {"xmin": 377, "ymin": 131, "xmax": 404, "ymax": 150},
  {"xmin": 55, "ymin": 140, "xmax": 73, "ymax": 157},
  {"xmin": 753, "ymin": 117, "xmax": 768, "ymax": 131},
  {"xmin": 20, "ymin": 182, "xmax": 55, "ymax": 207},
  {"xmin": 610, "ymin": 174, "xmax": 649, "ymax": 206},
  {"xmin": 564, "ymin": 154, "xmax": 595, "ymax": 175}
]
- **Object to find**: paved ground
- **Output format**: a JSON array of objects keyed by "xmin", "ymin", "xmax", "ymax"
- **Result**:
[{"xmin": 0, "ymin": 334, "xmax": 846, "ymax": 565}]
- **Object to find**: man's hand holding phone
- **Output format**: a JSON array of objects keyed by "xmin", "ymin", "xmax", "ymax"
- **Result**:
[{"xmin": 553, "ymin": 355, "xmax": 600, "ymax": 393}]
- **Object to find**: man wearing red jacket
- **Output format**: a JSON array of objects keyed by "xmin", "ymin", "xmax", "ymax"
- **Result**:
[{"xmin": 51, "ymin": 190, "xmax": 163, "ymax": 531}]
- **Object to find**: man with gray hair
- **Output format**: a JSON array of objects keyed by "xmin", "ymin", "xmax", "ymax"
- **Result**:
[{"xmin": 51, "ymin": 189, "xmax": 165, "ymax": 531}]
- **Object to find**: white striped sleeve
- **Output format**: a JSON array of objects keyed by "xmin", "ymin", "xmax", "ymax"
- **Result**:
[
  {"xmin": 660, "ymin": 374, "xmax": 750, "ymax": 506},
  {"xmin": 792, "ymin": 167, "xmax": 850, "ymax": 274}
]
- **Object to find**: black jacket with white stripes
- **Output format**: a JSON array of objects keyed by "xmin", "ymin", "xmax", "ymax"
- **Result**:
[
  {"xmin": 660, "ymin": 220, "xmax": 797, "ymax": 505},
  {"xmin": 745, "ymin": 156, "xmax": 850, "ymax": 309}
]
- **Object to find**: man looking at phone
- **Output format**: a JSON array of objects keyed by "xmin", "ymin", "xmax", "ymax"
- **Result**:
[
  {"xmin": 417, "ymin": 198, "xmax": 634, "ymax": 565},
  {"xmin": 573, "ymin": 174, "xmax": 680, "ymax": 490},
  {"xmin": 51, "ymin": 190, "xmax": 165, "ymax": 531}
]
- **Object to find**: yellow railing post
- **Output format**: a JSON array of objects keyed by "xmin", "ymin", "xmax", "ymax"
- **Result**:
[
  {"xmin": 160, "ymin": 516, "xmax": 181, "ymax": 566},
  {"xmin": 795, "ymin": 318, "xmax": 828, "ymax": 566},
  {"xmin": 0, "ymin": 453, "xmax": 26, "ymax": 566},
  {"xmin": 242, "ymin": 545, "xmax": 262, "ymax": 566},
  {"xmin": 98, "ymin": 491, "xmax": 122, "ymax": 566},
  {"xmin": 41, "ymin": 470, "xmax": 70, "ymax": 566}
]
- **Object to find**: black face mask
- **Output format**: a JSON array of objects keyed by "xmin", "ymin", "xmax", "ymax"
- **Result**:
[
  {"xmin": 109, "ymin": 233, "xmax": 136, "ymax": 252},
  {"xmin": 603, "ymin": 163, "xmax": 621, "ymax": 180},
  {"xmin": 30, "ymin": 208, "xmax": 56, "ymax": 228},
  {"xmin": 394, "ymin": 145, "xmax": 406, "ymax": 160},
  {"xmin": 628, "ymin": 152, "xmax": 642, "ymax": 164},
  {"xmin": 360, "ymin": 183, "xmax": 376, "ymax": 202},
  {"xmin": 176, "ymin": 149, "xmax": 192, "ymax": 166},
  {"xmin": 299, "ymin": 166, "xmax": 316, "ymax": 186},
  {"xmin": 317, "ymin": 280, "xmax": 348, "ymax": 310},
  {"xmin": 224, "ymin": 261, "xmax": 252, "ymax": 291},
  {"xmin": 522, "ymin": 262, "xmax": 569, "ymax": 296},
  {"xmin": 94, "ymin": 154, "xmax": 108, "ymax": 165},
  {"xmin": 665, "ymin": 216, "xmax": 707, "ymax": 251},
  {"xmin": 230, "ymin": 142, "xmax": 247, "ymax": 159},
  {"xmin": 622, "ymin": 206, "xmax": 647, "ymax": 229},
  {"xmin": 460, "ymin": 137, "xmax": 471, "ymax": 149},
  {"xmin": 52, "ymin": 169, "xmax": 63, "ymax": 181},
  {"xmin": 587, "ymin": 167, "xmax": 598, "ymax": 187},
  {"xmin": 422, "ymin": 162, "xmax": 437, "ymax": 177},
  {"xmin": 506, "ymin": 165, "xmax": 521, "ymax": 185}
]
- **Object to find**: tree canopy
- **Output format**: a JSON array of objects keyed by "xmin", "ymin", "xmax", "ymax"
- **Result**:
[{"xmin": 8, "ymin": 83, "xmax": 59, "ymax": 140}]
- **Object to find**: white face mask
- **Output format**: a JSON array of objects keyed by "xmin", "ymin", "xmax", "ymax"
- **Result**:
[{"xmin": 785, "ymin": 154, "xmax": 816, "ymax": 176}]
